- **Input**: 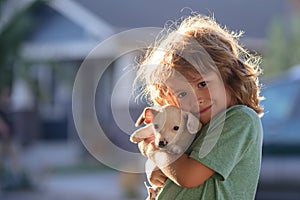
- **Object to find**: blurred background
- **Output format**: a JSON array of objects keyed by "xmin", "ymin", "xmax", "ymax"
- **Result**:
[{"xmin": 0, "ymin": 0, "xmax": 300, "ymax": 199}]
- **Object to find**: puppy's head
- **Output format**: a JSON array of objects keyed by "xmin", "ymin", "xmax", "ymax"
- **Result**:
[{"xmin": 136, "ymin": 105, "xmax": 200, "ymax": 149}]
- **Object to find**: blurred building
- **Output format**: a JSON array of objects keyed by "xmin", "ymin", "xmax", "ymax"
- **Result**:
[{"xmin": 1, "ymin": 0, "xmax": 292, "ymax": 147}]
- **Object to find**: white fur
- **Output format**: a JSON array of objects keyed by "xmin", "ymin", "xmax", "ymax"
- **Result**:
[
  {"xmin": 130, "ymin": 105, "xmax": 202, "ymax": 154},
  {"xmin": 130, "ymin": 105, "xmax": 203, "ymax": 200}
]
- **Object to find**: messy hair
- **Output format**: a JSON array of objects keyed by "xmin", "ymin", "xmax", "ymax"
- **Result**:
[{"xmin": 134, "ymin": 14, "xmax": 264, "ymax": 115}]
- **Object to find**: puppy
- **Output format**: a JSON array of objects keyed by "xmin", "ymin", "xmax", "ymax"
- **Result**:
[
  {"xmin": 130, "ymin": 105, "xmax": 202, "ymax": 199},
  {"xmin": 130, "ymin": 105, "xmax": 202, "ymax": 154}
]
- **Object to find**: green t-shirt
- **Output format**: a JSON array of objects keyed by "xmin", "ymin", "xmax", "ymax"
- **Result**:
[{"xmin": 157, "ymin": 105, "xmax": 263, "ymax": 200}]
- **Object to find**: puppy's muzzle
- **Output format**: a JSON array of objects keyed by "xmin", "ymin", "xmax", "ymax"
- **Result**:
[{"xmin": 158, "ymin": 140, "xmax": 168, "ymax": 148}]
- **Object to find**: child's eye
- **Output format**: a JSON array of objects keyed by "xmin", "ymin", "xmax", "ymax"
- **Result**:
[
  {"xmin": 198, "ymin": 81, "xmax": 207, "ymax": 88},
  {"xmin": 177, "ymin": 92, "xmax": 187, "ymax": 98}
]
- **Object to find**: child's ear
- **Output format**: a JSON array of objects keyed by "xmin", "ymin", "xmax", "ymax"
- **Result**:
[{"xmin": 135, "ymin": 107, "xmax": 159, "ymax": 127}]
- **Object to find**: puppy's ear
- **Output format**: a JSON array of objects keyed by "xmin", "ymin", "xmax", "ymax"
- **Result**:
[
  {"xmin": 135, "ymin": 107, "xmax": 159, "ymax": 127},
  {"xmin": 130, "ymin": 125, "xmax": 154, "ymax": 143},
  {"xmin": 184, "ymin": 112, "xmax": 202, "ymax": 134}
]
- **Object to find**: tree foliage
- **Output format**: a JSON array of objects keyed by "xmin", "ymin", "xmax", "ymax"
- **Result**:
[
  {"xmin": 0, "ymin": 0, "xmax": 39, "ymax": 92},
  {"xmin": 263, "ymin": 13, "xmax": 300, "ymax": 79}
]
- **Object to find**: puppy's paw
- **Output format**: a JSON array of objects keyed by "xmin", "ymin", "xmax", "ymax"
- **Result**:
[{"xmin": 145, "ymin": 183, "xmax": 160, "ymax": 200}]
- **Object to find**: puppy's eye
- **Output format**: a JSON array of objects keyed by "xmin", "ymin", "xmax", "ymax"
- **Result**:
[
  {"xmin": 154, "ymin": 124, "xmax": 159, "ymax": 129},
  {"xmin": 173, "ymin": 126, "xmax": 179, "ymax": 131}
]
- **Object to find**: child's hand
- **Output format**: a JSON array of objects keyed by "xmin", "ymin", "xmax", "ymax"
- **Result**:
[
  {"xmin": 145, "ymin": 159, "xmax": 167, "ymax": 187},
  {"xmin": 147, "ymin": 167, "xmax": 167, "ymax": 187}
]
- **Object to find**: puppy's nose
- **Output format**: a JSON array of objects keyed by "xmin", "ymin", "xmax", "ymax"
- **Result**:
[{"xmin": 158, "ymin": 141, "xmax": 168, "ymax": 148}]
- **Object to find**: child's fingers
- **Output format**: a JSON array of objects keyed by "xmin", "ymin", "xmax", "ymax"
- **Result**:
[
  {"xmin": 149, "ymin": 176, "xmax": 165, "ymax": 187},
  {"xmin": 147, "ymin": 168, "xmax": 167, "ymax": 187},
  {"xmin": 156, "ymin": 173, "xmax": 167, "ymax": 186}
]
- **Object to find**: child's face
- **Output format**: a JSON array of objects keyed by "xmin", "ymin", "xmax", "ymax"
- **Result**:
[{"xmin": 166, "ymin": 71, "xmax": 234, "ymax": 125}]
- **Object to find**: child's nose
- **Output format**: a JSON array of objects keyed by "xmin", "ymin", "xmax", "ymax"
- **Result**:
[{"xmin": 198, "ymin": 98, "xmax": 204, "ymax": 105}]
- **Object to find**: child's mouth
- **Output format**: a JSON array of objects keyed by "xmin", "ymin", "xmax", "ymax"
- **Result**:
[{"xmin": 200, "ymin": 105, "xmax": 212, "ymax": 114}]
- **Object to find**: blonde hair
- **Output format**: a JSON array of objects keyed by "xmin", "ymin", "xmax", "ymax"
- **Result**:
[{"xmin": 134, "ymin": 14, "xmax": 264, "ymax": 115}]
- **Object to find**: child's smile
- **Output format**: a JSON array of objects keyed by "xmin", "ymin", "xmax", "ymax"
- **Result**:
[{"xmin": 199, "ymin": 104, "xmax": 212, "ymax": 115}]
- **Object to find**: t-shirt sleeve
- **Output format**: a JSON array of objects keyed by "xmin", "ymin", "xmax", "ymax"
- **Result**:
[{"xmin": 189, "ymin": 108, "xmax": 260, "ymax": 181}]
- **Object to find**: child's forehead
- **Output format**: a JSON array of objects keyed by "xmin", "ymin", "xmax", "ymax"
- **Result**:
[
  {"xmin": 165, "ymin": 71, "xmax": 222, "ymax": 91},
  {"xmin": 169, "ymin": 70, "xmax": 217, "ymax": 82}
]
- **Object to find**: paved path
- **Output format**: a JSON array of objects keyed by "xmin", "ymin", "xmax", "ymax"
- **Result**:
[
  {"xmin": 0, "ymin": 141, "xmax": 147, "ymax": 200},
  {"xmin": 1, "ymin": 172, "xmax": 146, "ymax": 200}
]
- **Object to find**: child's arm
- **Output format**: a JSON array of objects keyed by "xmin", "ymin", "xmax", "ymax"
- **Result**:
[
  {"xmin": 142, "ymin": 142, "xmax": 215, "ymax": 188},
  {"xmin": 154, "ymin": 151, "xmax": 214, "ymax": 188}
]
